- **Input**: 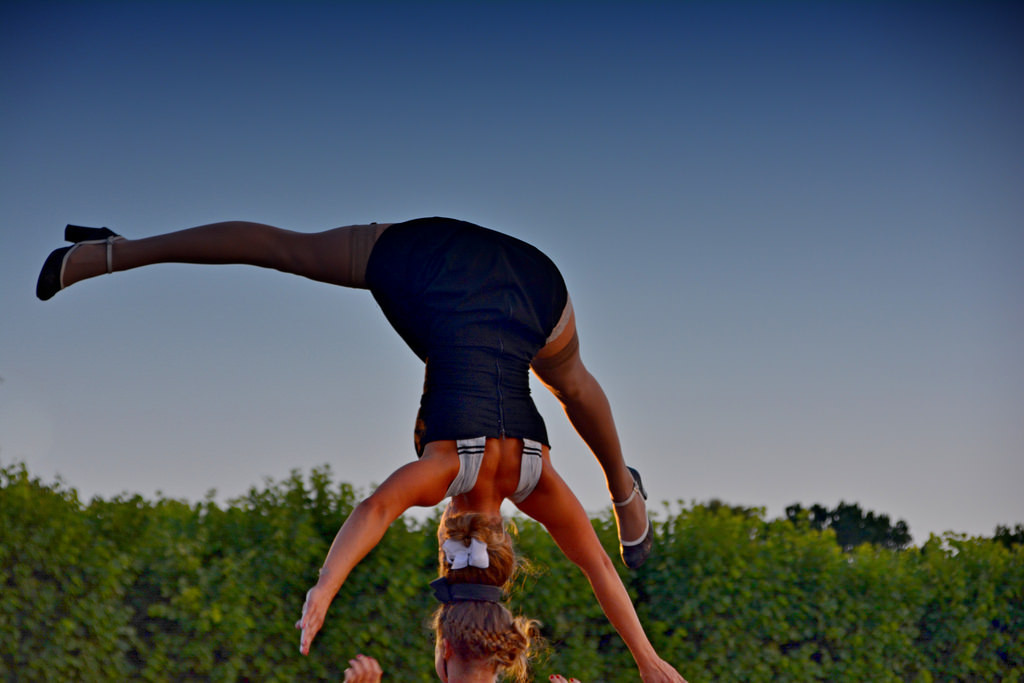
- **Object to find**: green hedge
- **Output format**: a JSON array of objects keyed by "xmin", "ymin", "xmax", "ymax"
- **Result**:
[{"xmin": 2, "ymin": 462, "xmax": 1022, "ymax": 682}]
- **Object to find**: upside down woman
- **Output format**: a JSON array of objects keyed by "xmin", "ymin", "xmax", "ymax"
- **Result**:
[{"xmin": 38, "ymin": 217, "xmax": 686, "ymax": 682}]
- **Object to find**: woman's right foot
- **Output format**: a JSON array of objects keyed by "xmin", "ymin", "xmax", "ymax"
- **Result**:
[{"xmin": 613, "ymin": 466, "xmax": 653, "ymax": 569}]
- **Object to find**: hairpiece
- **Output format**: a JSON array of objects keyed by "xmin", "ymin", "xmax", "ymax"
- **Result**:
[
  {"xmin": 430, "ymin": 577, "xmax": 503, "ymax": 604},
  {"xmin": 442, "ymin": 537, "xmax": 490, "ymax": 570}
]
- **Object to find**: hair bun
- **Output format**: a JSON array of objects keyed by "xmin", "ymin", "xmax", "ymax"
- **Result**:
[{"xmin": 438, "ymin": 511, "xmax": 518, "ymax": 588}]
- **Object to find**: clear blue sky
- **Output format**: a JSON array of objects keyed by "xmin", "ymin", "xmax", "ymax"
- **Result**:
[{"xmin": 2, "ymin": 1, "xmax": 1021, "ymax": 542}]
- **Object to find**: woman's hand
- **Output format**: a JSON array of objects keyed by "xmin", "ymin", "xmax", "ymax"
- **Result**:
[
  {"xmin": 295, "ymin": 584, "xmax": 333, "ymax": 655},
  {"xmin": 549, "ymin": 676, "xmax": 582, "ymax": 683},
  {"xmin": 343, "ymin": 654, "xmax": 383, "ymax": 682}
]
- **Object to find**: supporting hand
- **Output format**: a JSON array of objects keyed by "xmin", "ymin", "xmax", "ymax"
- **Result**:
[{"xmin": 343, "ymin": 654, "xmax": 383, "ymax": 682}]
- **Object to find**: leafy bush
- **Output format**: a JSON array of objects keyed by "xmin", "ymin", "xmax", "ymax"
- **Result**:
[
  {"xmin": 1, "ymin": 464, "xmax": 133, "ymax": 681},
  {"xmin": 2, "ymin": 462, "xmax": 1022, "ymax": 682}
]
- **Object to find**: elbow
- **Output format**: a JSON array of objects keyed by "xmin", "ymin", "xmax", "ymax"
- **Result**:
[
  {"xmin": 355, "ymin": 491, "xmax": 400, "ymax": 528},
  {"xmin": 564, "ymin": 540, "xmax": 616, "ymax": 578},
  {"xmin": 592, "ymin": 548, "xmax": 617, "ymax": 577}
]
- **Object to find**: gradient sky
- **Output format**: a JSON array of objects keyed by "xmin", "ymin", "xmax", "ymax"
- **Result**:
[{"xmin": 2, "ymin": 1, "xmax": 1021, "ymax": 543}]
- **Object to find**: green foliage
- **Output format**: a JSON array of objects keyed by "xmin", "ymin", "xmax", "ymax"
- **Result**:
[
  {"xmin": 994, "ymin": 523, "xmax": 1024, "ymax": 550},
  {"xmin": 786, "ymin": 501, "xmax": 913, "ymax": 551},
  {"xmin": 2, "ymin": 462, "xmax": 1022, "ymax": 682},
  {"xmin": 1, "ymin": 463, "xmax": 133, "ymax": 681}
]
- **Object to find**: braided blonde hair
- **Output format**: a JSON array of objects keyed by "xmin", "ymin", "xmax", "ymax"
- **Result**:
[{"xmin": 434, "ymin": 511, "xmax": 541, "ymax": 682}]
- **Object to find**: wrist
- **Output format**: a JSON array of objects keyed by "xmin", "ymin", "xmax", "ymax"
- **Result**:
[
  {"xmin": 634, "ymin": 649, "xmax": 663, "ymax": 671},
  {"xmin": 314, "ymin": 569, "xmax": 340, "ymax": 595}
]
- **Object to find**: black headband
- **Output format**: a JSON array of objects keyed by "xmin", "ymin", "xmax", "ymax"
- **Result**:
[{"xmin": 430, "ymin": 577, "xmax": 504, "ymax": 604}]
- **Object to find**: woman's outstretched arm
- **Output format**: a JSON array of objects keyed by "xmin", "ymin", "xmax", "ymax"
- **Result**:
[
  {"xmin": 296, "ymin": 451, "xmax": 455, "ymax": 654},
  {"xmin": 515, "ymin": 463, "xmax": 688, "ymax": 683}
]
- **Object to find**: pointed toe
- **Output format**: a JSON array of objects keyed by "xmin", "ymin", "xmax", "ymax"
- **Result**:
[
  {"xmin": 614, "ymin": 466, "xmax": 654, "ymax": 569},
  {"xmin": 36, "ymin": 246, "xmax": 71, "ymax": 301},
  {"xmin": 621, "ymin": 523, "xmax": 653, "ymax": 569}
]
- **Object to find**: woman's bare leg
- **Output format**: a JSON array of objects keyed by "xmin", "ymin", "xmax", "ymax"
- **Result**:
[
  {"xmin": 60, "ymin": 221, "xmax": 389, "ymax": 290},
  {"xmin": 531, "ymin": 310, "xmax": 650, "ymax": 556}
]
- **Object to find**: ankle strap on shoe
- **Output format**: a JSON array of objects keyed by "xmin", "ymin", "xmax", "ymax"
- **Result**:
[
  {"xmin": 106, "ymin": 236, "xmax": 123, "ymax": 274},
  {"xmin": 619, "ymin": 516, "xmax": 651, "ymax": 546},
  {"xmin": 612, "ymin": 481, "xmax": 640, "ymax": 507}
]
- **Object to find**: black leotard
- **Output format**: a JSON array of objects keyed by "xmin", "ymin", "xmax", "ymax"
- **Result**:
[{"xmin": 365, "ymin": 217, "xmax": 568, "ymax": 455}]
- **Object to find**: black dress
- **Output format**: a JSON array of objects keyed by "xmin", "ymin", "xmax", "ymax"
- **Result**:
[{"xmin": 365, "ymin": 217, "xmax": 568, "ymax": 455}]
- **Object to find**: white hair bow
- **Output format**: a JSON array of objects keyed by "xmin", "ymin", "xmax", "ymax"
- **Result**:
[{"xmin": 442, "ymin": 538, "xmax": 490, "ymax": 570}]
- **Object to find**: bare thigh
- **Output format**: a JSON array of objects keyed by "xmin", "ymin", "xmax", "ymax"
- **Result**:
[
  {"xmin": 289, "ymin": 222, "xmax": 391, "ymax": 288},
  {"xmin": 531, "ymin": 304, "xmax": 586, "ymax": 397}
]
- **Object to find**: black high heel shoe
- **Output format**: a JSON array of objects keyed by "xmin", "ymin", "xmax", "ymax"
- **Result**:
[
  {"xmin": 614, "ymin": 466, "xmax": 653, "ymax": 569},
  {"xmin": 36, "ymin": 225, "xmax": 124, "ymax": 301}
]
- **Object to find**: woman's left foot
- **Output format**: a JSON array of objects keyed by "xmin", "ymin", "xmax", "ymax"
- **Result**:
[
  {"xmin": 36, "ymin": 225, "xmax": 123, "ymax": 300},
  {"xmin": 36, "ymin": 245, "xmax": 75, "ymax": 300},
  {"xmin": 613, "ymin": 466, "xmax": 653, "ymax": 569}
]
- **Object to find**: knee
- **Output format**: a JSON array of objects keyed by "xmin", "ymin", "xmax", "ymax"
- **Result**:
[
  {"xmin": 535, "ymin": 358, "xmax": 592, "ymax": 405},
  {"xmin": 559, "ymin": 366, "xmax": 598, "ymax": 405}
]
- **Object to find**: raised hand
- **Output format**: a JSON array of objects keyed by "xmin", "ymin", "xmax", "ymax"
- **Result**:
[{"xmin": 343, "ymin": 654, "xmax": 383, "ymax": 682}]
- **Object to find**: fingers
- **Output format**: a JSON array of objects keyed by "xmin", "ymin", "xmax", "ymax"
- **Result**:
[
  {"xmin": 296, "ymin": 588, "xmax": 323, "ymax": 655},
  {"xmin": 549, "ymin": 676, "xmax": 581, "ymax": 683},
  {"xmin": 344, "ymin": 654, "xmax": 383, "ymax": 682},
  {"xmin": 298, "ymin": 614, "xmax": 323, "ymax": 655}
]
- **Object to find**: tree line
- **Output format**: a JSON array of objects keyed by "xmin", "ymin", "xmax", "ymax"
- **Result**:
[{"xmin": 2, "ymin": 461, "xmax": 1022, "ymax": 681}]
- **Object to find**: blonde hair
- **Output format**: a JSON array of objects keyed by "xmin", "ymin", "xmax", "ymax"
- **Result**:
[
  {"xmin": 434, "ymin": 512, "xmax": 540, "ymax": 682},
  {"xmin": 436, "ymin": 510, "xmax": 518, "ymax": 588}
]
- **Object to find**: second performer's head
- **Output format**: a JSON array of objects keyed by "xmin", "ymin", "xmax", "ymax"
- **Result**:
[{"xmin": 432, "ymin": 511, "xmax": 539, "ymax": 683}]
